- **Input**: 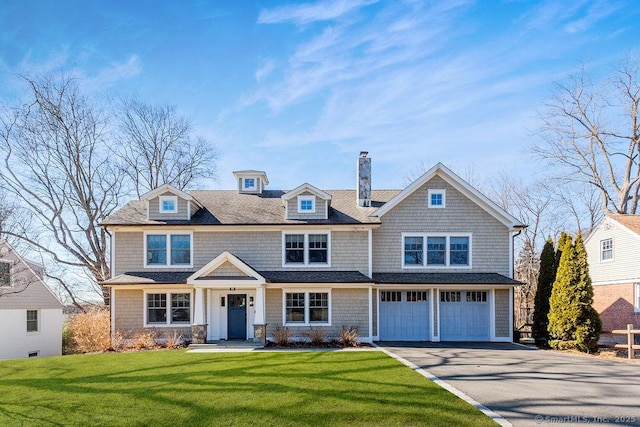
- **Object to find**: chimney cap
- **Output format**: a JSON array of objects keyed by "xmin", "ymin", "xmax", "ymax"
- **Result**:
[{"xmin": 359, "ymin": 151, "xmax": 368, "ymax": 158}]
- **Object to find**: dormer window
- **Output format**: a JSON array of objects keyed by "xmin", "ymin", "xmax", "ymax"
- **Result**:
[
  {"xmin": 159, "ymin": 196, "xmax": 178, "ymax": 213},
  {"xmin": 298, "ymin": 195, "xmax": 316, "ymax": 213},
  {"xmin": 428, "ymin": 189, "xmax": 446, "ymax": 208},
  {"xmin": 243, "ymin": 178, "xmax": 256, "ymax": 190}
]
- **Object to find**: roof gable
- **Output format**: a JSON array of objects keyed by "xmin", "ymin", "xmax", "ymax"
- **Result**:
[
  {"xmin": 586, "ymin": 214, "xmax": 640, "ymax": 244},
  {"xmin": 140, "ymin": 183, "xmax": 200, "ymax": 206},
  {"xmin": 373, "ymin": 163, "xmax": 525, "ymax": 230},
  {"xmin": 281, "ymin": 183, "xmax": 332, "ymax": 201},
  {"xmin": 187, "ymin": 251, "xmax": 265, "ymax": 286},
  {"xmin": 0, "ymin": 239, "xmax": 64, "ymax": 309}
]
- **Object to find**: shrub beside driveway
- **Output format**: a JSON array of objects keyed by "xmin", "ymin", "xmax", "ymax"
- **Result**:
[{"xmin": 0, "ymin": 350, "xmax": 496, "ymax": 426}]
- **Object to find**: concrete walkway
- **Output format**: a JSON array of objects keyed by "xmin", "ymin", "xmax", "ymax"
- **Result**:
[{"xmin": 381, "ymin": 342, "xmax": 640, "ymax": 427}]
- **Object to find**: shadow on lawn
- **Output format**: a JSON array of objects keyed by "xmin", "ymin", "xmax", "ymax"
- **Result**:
[{"xmin": 0, "ymin": 351, "xmax": 494, "ymax": 426}]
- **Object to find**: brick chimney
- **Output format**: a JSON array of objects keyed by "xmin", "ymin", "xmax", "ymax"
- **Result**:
[{"xmin": 357, "ymin": 151, "xmax": 371, "ymax": 207}]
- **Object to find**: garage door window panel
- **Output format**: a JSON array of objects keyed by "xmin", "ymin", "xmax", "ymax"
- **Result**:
[
  {"xmin": 407, "ymin": 291, "xmax": 428, "ymax": 302},
  {"xmin": 440, "ymin": 291, "xmax": 461, "ymax": 302},
  {"xmin": 381, "ymin": 291, "xmax": 402, "ymax": 302}
]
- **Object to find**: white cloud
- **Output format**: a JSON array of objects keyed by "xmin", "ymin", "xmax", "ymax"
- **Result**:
[
  {"xmin": 258, "ymin": 0, "xmax": 378, "ymax": 25},
  {"xmin": 254, "ymin": 58, "xmax": 276, "ymax": 82}
]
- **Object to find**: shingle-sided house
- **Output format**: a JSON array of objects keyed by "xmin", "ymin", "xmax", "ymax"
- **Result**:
[
  {"xmin": 101, "ymin": 153, "xmax": 525, "ymax": 343},
  {"xmin": 0, "ymin": 239, "xmax": 64, "ymax": 359},
  {"xmin": 585, "ymin": 214, "xmax": 640, "ymax": 333}
]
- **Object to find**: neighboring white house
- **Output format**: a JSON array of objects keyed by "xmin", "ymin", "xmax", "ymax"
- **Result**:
[
  {"xmin": 585, "ymin": 214, "xmax": 640, "ymax": 334},
  {"xmin": 0, "ymin": 239, "xmax": 64, "ymax": 359}
]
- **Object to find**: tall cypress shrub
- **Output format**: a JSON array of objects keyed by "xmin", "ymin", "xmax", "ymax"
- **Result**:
[
  {"xmin": 548, "ymin": 233, "xmax": 602, "ymax": 353},
  {"xmin": 532, "ymin": 238, "xmax": 556, "ymax": 347},
  {"xmin": 548, "ymin": 235, "xmax": 576, "ymax": 343},
  {"xmin": 573, "ymin": 233, "xmax": 602, "ymax": 353}
]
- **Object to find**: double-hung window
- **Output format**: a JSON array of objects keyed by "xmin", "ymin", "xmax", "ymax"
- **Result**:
[
  {"xmin": 283, "ymin": 232, "xmax": 330, "ymax": 266},
  {"xmin": 145, "ymin": 232, "xmax": 192, "ymax": 267},
  {"xmin": 26, "ymin": 310, "xmax": 39, "ymax": 333},
  {"xmin": 146, "ymin": 292, "xmax": 191, "ymax": 326},
  {"xmin": 0, "ymin": 260, "xmax": 11, "ymax": 287},
  {"xmin": 403, "ymin": 233, "xmax": 471, "ymax": 268},
  {"xmin": 600, "ymin": 239, "xmax": 613, "ymax": 262},
  {"xmin": 284, "ymin": 291, "xmax": 330, "ymax": 325}
]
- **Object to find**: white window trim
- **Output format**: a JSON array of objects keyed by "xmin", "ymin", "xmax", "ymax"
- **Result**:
[
  {"xmin": 26, "ymin": 309, "xmax": 40, "ymax": 334},
  {"xmin": 143, "ymin": 290, "xmax": 193, "ymax": 327},
  {"xmin": 600, "ymin": 238, "xmax": 614, "ymax": 262},
  {"xmin": 243, "ymin": 177, "xmax": 256, "ymax": 190},
  {"xmin": 282, "ymin": 231, "xmax": 331, "ymax": 267},
  {"xmin": 635, "ymin": 283, "xmax": 640, "ymax": 313},
  {"xmin": 159, "ymin": 195, "xmax": 178, "ymax": 214},
  {"xmin": 427, "ymin": 189, "xmax": 446, "ymax": 208},
  {"xmin": 282, "ymin": 289, "xmax": 331, "ymax": 326},
  {"xmin": 143, "ymin": 231, "xmax": 194, "ymax": 268},
  {"xmin": 0, "ymin": 259, "xmax": 12, "ymax": 288},
  {"xmin": 401, "ymin": 232, "xmax": 472, "ymax": 269},
  {"xmin": 297, "ymin": 195, "xmax": 316, "ymax": 213}
]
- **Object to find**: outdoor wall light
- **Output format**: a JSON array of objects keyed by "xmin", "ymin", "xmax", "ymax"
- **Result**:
[{"xmin": 249, "ymin": 297, "xmax": 254, "ymax": 307}]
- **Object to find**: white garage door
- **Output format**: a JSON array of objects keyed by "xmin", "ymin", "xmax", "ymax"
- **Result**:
[
  {"xmin": 379, "ymin": 290, "xmax": 430, "ymax": 341},
  {"xmin": 440, "ymin": 290, "xmax": 490, "ymax": 341}
]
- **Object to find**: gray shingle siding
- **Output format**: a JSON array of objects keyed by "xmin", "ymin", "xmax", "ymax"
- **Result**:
[
  {"xmin": 372, "ymin": 176, "xmax": 510, "ymax": 275},
  {"xmin": 148, "ymin": 192, "xmax": 190, "ymax": 220},
  {"xmin": 494, "ymin": 289, "xmax": 510, "ymax": 337},
  {"xmin": 114, "ymin": 229, "xmax": 369, "ymax": 275},
  {"xmin": 286, "ymin": 192, "xmax": 328, "ymax": 220}
]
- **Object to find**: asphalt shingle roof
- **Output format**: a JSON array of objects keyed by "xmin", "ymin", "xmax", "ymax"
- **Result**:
[
  {"xmin": 609, "ymin": 214, "xmax": 640, "ymax": 235},
  {"xmin": 101, "ymin": 189, "xmax": 401, "ymax": 226},
  {"xmin": 373, "ymin": 272, "xmax": 521, "ymax": 285},
  {"xmin": 103, "ymin": 271, "xmax": 518, "ymax": 286}
]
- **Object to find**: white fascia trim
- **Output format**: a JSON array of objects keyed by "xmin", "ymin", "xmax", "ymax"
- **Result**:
[
  {"xmin": 373, "ymin": 163, "xmax": 524, "ymax": 229},
  {"xmin": 140, "ymin": 183, "xmax": 194, "ymax": 203},
  {"xmin": 281, "ymin": 288, "xmax": 332, "ymax": 327},
  {"xmin": 592, "ymin": 278, "xmax": 640, "ymax": 286},
  {"xmin": 281, "ymin": 182, "xmax": 332, "ymax": 201},
  {"xmin": 368, "ymin": 229, "xmax": 373, "ymax": 278},
  {"xmin": 110, "ymin": 230, "xmax": 115, "ymax": 279},
  {"xmin": 143, "ymin": 288, "xmax": 194, "ymax": 328},
  {"xmin": 187, "ymin": 251, "xmax": 265, "ymax": 285},
  {"xmin": 107, "ymin": 224, "xmax": 380, "ymax": 232},
  {"xmin": 110, "ymin": 287, "xmax": 115, "ymax": 340},
  {"xmin": 143, "ymin": 230, "xmax": 194, "ymax": 269}
]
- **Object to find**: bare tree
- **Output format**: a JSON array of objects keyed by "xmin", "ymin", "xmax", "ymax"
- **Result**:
[
  {"xmin": 534, "ymin": 57, "xmax": 640, "ymax": 214},
  {"xmin": 116, "ymin": 98, "xmax": 218, "ymax": 197},
  {"xmin": 0, "ymin": 74, "xmax": 123, "ymax": 304}
]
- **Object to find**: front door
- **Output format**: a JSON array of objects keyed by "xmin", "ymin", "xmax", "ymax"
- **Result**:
[{"xmin": 227, "ymin": 294, "xmax": 247, "ymax": 340}]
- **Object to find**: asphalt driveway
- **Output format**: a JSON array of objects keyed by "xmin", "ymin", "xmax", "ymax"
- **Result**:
[{"xmin": 381, "ymin": 342, "xmax": 640, "ymax": 427}]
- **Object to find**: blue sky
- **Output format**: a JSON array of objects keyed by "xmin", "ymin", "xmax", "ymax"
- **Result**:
[{"xmin": 1, "ymin": 0, "xmax": 638, "ymax": 192}]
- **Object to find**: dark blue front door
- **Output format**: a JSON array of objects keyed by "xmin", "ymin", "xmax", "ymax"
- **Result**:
[{"xmin": 227, "ymin": 294, "xmax": 247, "ymax": 340}]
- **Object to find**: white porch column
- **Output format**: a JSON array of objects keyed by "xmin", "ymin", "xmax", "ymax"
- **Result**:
[
  {"xmin": 254, "ymin": 285, "xmax": 266, "ymax": 324},
  {"xmin": 194, "ymin": 287, "xmax": 205, "ymax": 325}
]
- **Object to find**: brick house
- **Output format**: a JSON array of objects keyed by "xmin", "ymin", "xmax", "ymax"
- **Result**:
[
  {"xmin": 585, "ymin": 214, "xmax": 640, "ymax": 333},
  {"xmin": 101, "ymin": 152, "xmax": 525, "ymax": 343}
]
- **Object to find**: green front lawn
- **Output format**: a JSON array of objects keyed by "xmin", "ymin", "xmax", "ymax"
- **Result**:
[{"xmin": 0, "ymin": 350, "xmax": 495, "ymax": 426}]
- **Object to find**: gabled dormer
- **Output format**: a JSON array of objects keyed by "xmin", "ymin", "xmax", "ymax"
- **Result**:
[
  {"xmin": 233, "ymin": 170, "xmax": 269, "ymax": 194},
  {"xmin": 140, "ymin": 183, "xmax": 202, "ymax": 221},
  {"xmin": 282, "ymin": 183, "xmax": 332, "ymax": 220}
]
